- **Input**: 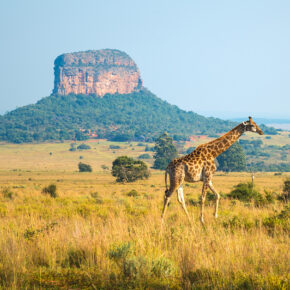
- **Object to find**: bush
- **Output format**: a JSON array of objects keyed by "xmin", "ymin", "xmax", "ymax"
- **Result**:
[
  {"xmin": 138, "ymin": 153, "xmax": 151, "ymax": 159},
  {"xmin": 77, "ymin": 143, "xmax": 91, "ymax": 150},
  {"xmin": 42, "ymin": 184, "xmax": 58, "ymax": 198},
  {"xmin": 127, "ymin": 189, "xmax": 139, "ymax": 197},
  {"xmin": 78, "ymin": 162, "xmax": 92, "ymax": 172},
  {"xmin": 1, "ymin": 187, "xmax": 15, "ymax": 200},
  {"xmin": 263, "ymin": 205, "xmax": 290, "ymax": 233},
  {"xmin": 145, "ymin": 145, "xmax": 154, "ymax": 152},
  {"xmin": 109, "ymin": 145, "xmax": 121, "ymax": 149},
  {"xmin": 227, "ymin": 183, "xmax": 262, "ymax": 203},
  {"xmin": 151, "ymin": 257, "xmax": 176, "ymax": 278},
  {"xmin": 112, "ymin": 156, "xmax": 150, "ymax": 183}
]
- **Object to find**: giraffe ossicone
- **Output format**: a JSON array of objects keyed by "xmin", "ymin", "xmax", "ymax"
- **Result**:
[{"xmin": 161, "ymin": 117, "xmax": 263, "ymax": 224}]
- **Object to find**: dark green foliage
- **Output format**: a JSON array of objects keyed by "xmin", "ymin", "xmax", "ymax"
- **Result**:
[
  {"xmin": 1, "ymin": 188, "xmax": 15, "ymax": 200},
  {"xmin": 127, "ymin": 189, "xmax": 139, "ymax": 197},
  {"xmin": 185, "ymin": 146, "xmax": 196, "ymax": 154},
  {"xmin": 69, "ymin": 143, "xmax": 77, "ymax": 151},
  {"xmin": 217, "ymin": 142, "xmax": 246, "ymax": 172},
  {"xmin": 145, "ymin": 145, "xmax": 154, "ymax": 152},
  {"xmin": 42, "ymin": 184, "xmax": 58, "ymax": 198},
  {"xmin": 109, "ymin": 145, "xmax": 121, "ymax": 149},
  {"xmin": 112, "ymin": 156, "xmax": 150, "ymax": 182},
  {"xmin": 138, "ymin": 153, "xmax": 151, "ymax": 159},
  {"xmin": 227, "ymin": 183, "xmax": 262, "ymax": 203},
  {"xmin": 76, "ymin": 143, "xmax": 91, "ymax": 150},
  {"xmin": 277, "ymin": 179, "xmax": 290, "ymax": 202},
  {"xmin": 0, "ymin": 89, "xmax": 237, "ymax": 143},
  {"xmin": 153, "ymin": 132, "xmax": 178, "ymax": 170},
  {"xmin": 78, "ymin": 162, "xmax": 92, "ymax": 172},
  {"xmin": 101, "ymin": 164, "xmax": 109, "ymax": 170},
  {"xmin": 263, "ymin": 205, "xmax": 290, "ymax": 233},
  {"xmin": 63, "ymin": 249, "xmax": 87, "ymax": 268}
]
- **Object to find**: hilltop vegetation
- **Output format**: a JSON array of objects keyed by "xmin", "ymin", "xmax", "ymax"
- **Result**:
[{"xmin": 0, "ymin": 89, "xmax": 268, "ymax": 143}]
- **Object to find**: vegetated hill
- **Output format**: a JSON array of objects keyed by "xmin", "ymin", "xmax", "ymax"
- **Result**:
[
  {"xmin": 0, "ymin": 89, "xmax": 278, "ymax": 144},
  {"xmin": 0, "ymin": 89, "xmax": 236, "ymax": 143}
]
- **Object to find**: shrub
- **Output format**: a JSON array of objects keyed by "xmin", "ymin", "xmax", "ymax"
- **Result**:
[
  {"xmin": 227, "ymin": 183, "xmax": 262, "ymax": 203},
  {"xmin": 42, "ymin": 184, "xmax": 58, "ymax": 198},
  {"xmin": 263, "ymin": 205, "xmax": 290, "ymax": 233},
  {"xmin": 101, "ymin": 164, "xmax": 109, "ymax": 170},
  {"xmin": 69, "ymin": 143, "xmax": 77, "ymax": 151},
  {"xmin": 223, "ymin": 215, "xmax": 254, "ymax": 231},
  {"xmin": 78, "ymin": 162, "xmax": 92, "ymax": 172},
  {"xmin": 1, "ymin": 187, "xmax": 15, "ymax": 200},
  {"xmin": 145, "ymin": 145, "xmax": 154, "ymax": 152},
  {"xmin": 112, "ymin": 156, "xmax": 150, "ymax": 183},
  {"xmin": 151, "ymin": 257, "xmax": 176, "ymax": 278},
  {"xmin": 127, "ymin": 189, "xmax": 139, "ymax": 197},
  {"xmin": 63, "ymin": 249, "xmax": 87, "ymax": 268},
  {"xmin": 77, "ymin": 143, "xmax": 91, "ymax": 150},
  {"xmin": 109, "ymin": 145, "xmax": 121, "ymax": 149},
  {"xmin": 108, "ymin": 242, "xmax": 132, "ymax": 262},
  {"xmin": 138, "ymin": 153, "xmax": 151, "ymax": 159}
]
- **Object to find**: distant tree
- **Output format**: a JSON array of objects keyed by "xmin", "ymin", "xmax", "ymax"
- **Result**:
[
  {"xmin": 112, "ymin": 156, "xmax": 150, "ymax": 182},
  {"xmin": 78, "ymin": 162, "xmax": 92, "ymax": 172},
  {"xmin": 145, "ymin": 145, "xmax": 154, "ymax": 152},
  {"xmin": 109, "ymin": 145, "xmax": 121, "ymax": 149},
  {"xmin": 153, "ymin": 132, "xmax": 178, "ymax": 170},
  {"xmin": 216, "ymin": 142, "xmax": 247, "ymax": 172},
  {"xmin": 69, "ymin": 143, "xmax": 77, "ymax": 151},
  {"xmin": 138, "ymin": 153, "xmax": 151, "ymax": 159},
  {"xmin": 185, "ymin": 146, "xmax": 196, "ymax": 154}
]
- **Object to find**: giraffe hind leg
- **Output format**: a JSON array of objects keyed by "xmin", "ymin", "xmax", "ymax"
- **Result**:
[{"xmin": 177, "ymin": 185, "xmax": 191, "ymax": 222}]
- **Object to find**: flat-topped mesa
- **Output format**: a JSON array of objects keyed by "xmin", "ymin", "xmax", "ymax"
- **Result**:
[{"xmin": 53, "ymin": 49, "xmax": 143, "ymax": 96}]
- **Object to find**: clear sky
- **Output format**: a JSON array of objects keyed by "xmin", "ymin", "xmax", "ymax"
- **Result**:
[{"xmin": 0, "ymin": 0, "xmax": 289, "ymax": 119}]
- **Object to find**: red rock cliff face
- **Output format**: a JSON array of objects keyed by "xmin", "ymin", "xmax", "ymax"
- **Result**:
[{"xmin": 53, "ymin": 49, "xmax": 142, "ymax": 96}]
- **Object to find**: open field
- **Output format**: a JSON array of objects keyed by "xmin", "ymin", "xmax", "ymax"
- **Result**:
[{"xmin": 0, "ymin": 141, "xmax": 289, "ymax": 289}]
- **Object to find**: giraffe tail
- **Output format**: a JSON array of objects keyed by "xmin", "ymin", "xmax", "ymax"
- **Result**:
[{"xmin": 165, "ymin": 169, "xmax": 169, "ymax": 196}]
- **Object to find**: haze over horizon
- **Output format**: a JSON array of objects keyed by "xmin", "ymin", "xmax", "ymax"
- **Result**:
[{"xmin": 1, "ymin": 0, "xmax": 290, "ymax": 120}]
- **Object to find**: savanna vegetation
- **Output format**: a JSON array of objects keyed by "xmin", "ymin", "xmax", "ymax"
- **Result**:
[
  {"xmin": 0, "ymin": 89, "xmax": 278, "ymax": 144},
  {"xmin": 0, "ymin": 140, "xmax": 289, "ymax": 288}
]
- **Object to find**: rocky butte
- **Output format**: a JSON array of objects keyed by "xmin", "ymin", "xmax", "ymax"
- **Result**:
[{"xmin": 53, "ymin": 49, "xmax": 143, "ymax": 96}]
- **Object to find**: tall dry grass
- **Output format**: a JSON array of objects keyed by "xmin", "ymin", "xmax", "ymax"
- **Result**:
[{"xmin": 0, "ymin": 171, "xmax": 289, "ymax": 289}]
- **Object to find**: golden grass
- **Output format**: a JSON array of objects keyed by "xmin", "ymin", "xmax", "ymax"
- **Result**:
[{"xmin": 0, "ymin": 141, "xmax": 289, "ymax": 288}]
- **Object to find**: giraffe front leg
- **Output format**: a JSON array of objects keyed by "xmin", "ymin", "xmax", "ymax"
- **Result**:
[
  {"xmin": 208, "ymin": 181, "xmax": 220, "ymax": 219},
  {"xmin": 200, "ymin": 182, "xmax": 208, "ymax": 224}
]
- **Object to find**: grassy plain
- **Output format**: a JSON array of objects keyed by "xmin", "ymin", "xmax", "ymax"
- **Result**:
[{"xmin": 0, "ymin": 140, "xmax": 289, "ymax": 289}]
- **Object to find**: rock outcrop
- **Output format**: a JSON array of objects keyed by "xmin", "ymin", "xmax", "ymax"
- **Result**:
[{"xmin": 53, "ymin": 49, "xmax": 142, "ymax": 96}]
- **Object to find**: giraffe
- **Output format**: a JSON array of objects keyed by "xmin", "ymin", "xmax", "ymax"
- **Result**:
[{"xmin": 161, "ymin": 117, "xmax": 263, "ymax": 224}]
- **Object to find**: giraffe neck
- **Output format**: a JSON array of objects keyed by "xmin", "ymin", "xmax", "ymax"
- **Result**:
[{"xmin": 206, "ymin": 123, "xmax": 244, "ymax": 158}]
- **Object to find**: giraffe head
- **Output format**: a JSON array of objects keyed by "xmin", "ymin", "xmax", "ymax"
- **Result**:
[{"xmin": 242, "ymin": 116, "xmax": 263, "ymax": 135}]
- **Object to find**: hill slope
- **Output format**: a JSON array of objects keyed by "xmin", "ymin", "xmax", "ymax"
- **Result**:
[{"xmin": 0, "ymin": 89, "xmax": 240, "ymax": 143}]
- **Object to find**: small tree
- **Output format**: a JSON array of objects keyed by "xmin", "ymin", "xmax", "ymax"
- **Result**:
[
  {"xmin": 112, "ymin": 156, "xmax": 150, "ymax": 182},
  {"xmin": 78, "ymin": 162, "xmax": 92, "ymax": 172},
  {"xmin": 153, "ymin": 132, "xmax": 178, "ymax": 170},
  {"xmin": 216, "ymin": 142, "xmax": 246, "ymax": 172}
]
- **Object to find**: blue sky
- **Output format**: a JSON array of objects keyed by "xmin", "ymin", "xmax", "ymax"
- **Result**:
[{"xmin": 0, "ymin": 0, "xmax": 289, "ymax": 119}]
